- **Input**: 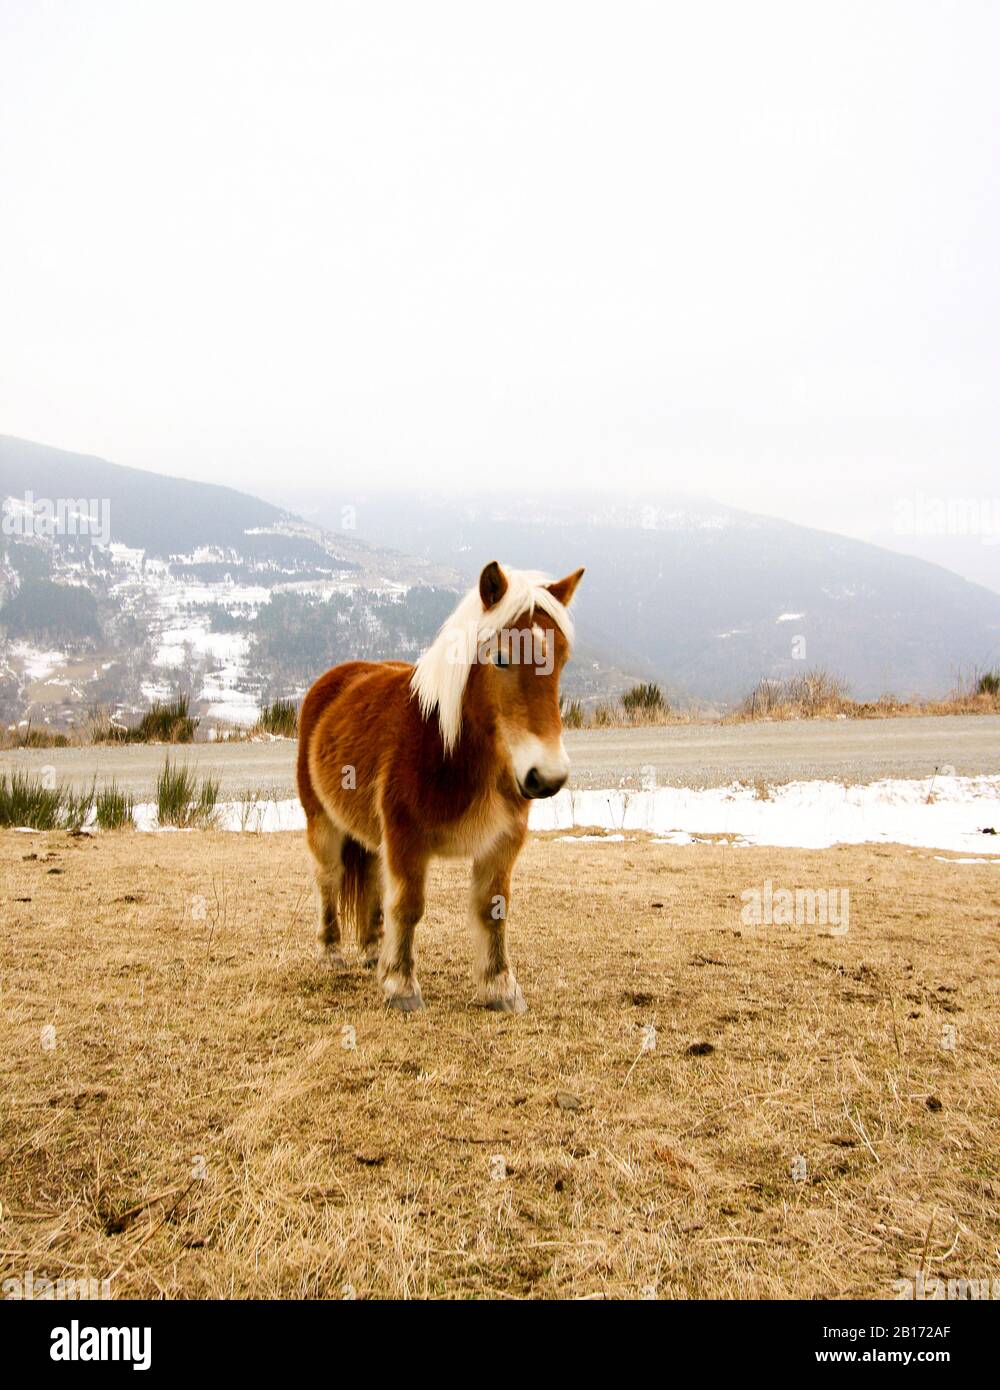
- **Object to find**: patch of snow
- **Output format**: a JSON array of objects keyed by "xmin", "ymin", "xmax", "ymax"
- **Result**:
[
  {"xmin": 154, "ymin": 626, "xmax": 249, "ymax": 669},
  {"xmin": 140, "ymin": 679, "xmax": 175, "ymax": 703},
  {"xmin": 132, "ymin": 798, "xmax": 305, "ymax": 832},
  {"xmin": 98, "ymin": 775, "xmax": 999, "ymax": 855},
  {"xmin": 10, "ymin": 642, "xmax": 67, "ymax": 681},
  {"xmin": 202, "ymin": 687, "xmax": 259, "ymax": 726},
  {"xmin": 108, "ymin": 542, "xmax": 145, "ymax": 568},
  {"xmin": 528, "ymin": 776, "xmax": 1000, "ymax": 856},
  {"xmin": 932, "ymin": 856, "xmax": 998, "ymax": 865}
]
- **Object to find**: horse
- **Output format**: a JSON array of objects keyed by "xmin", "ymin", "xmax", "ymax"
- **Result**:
[{"xmin": 296, "ymin": 560, "xmax": 584, "ymax": 1013}]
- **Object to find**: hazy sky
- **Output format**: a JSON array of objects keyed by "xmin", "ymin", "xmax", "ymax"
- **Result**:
[{"xmin": 2, "ymin": 1, "xmax": 998, "ymax": 550}]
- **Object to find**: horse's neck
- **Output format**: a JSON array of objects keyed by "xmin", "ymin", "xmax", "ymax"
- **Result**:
[{"xmin": 452, "ymin": 673, "xmax": 503, "ymax": 787}]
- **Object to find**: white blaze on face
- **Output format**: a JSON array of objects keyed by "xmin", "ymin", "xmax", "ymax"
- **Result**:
[{"xmin": 504, "ymin": 729, "xmax": 570, "ymax": 794}]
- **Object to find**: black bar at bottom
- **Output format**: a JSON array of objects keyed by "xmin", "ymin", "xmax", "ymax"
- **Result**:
[{"xmin": 4, "ymin": 1298, "xmax": 983, "ymax": 1376}]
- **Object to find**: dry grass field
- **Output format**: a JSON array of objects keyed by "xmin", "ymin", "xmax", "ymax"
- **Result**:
[{"xmin": 2, "ymin": 827, "xmax": 998, "ymax": 1300}]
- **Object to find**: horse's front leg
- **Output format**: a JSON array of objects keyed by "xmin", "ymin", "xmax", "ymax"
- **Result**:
[
  {"xmin": 377, "ymin": 834, "xmax": 428, "ymax": 1012},
  {"xmin": 470, "ymin": 825, "xmax": 528, "ymax": 1013}
]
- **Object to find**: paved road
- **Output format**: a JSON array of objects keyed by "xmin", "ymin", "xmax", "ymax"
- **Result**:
[
  {"xmin": 3, "ymin": 715, "xmax": 998, "ymax": 798},
  {"xmin": 567, "ymin": 715, "xmax": 1000, "ymax": 788}
]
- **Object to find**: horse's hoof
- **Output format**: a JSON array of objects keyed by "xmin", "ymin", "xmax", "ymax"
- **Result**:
[
  {"xmin": 362, "ymin": 952, "xmax": 380, "ymax": 971},
  {"xmin": 482, "ymin": 989, "xmax": 528, "ymax": 1015},
  {"xmin": 317, "ymin": 949, "xmax": 350, "ymax": 973},
  {"xmin": 386, "ymin": 992, "xmax": 424, "ymax": 1013}
]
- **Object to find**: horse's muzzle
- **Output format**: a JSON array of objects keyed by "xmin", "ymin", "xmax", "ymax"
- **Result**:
[{"xmin": 520, "ymin": 767, "xmax": 568, "ymax": 799}]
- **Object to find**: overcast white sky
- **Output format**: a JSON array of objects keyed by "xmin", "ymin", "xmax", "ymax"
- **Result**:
[{"xmin": 2, "ymin": 1, "xmax": 998, "ymax": 550}]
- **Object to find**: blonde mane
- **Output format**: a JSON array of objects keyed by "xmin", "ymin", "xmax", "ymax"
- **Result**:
[{"xmin": 410, "ymin": 566, "xmax": 574, "ymax": 753}]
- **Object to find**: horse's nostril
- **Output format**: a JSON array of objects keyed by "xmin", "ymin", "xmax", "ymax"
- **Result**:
[{"xmin": 523, "ymin": 767, "xmax": 567, "ymax": 798}]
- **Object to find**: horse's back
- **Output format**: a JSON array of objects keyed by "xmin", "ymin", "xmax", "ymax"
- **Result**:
[{"xmin": 297, "ymin": 660, "xmax": 414, "ymax": 826}]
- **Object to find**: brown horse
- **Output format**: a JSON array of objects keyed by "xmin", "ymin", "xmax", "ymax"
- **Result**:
[{"xmin": 296, "ymin": 561, "xmax": 584, "ymax": 1012}]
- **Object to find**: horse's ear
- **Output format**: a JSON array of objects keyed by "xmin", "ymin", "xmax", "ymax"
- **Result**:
[
  {"xmin": 479, "ymin": 561, "xmax": 508, "ymax": 610},
  {"xmin": 545, "ymin": 567, "xmax": 585, "ymax": 607}
]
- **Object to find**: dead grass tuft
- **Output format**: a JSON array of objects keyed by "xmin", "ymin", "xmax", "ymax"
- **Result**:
[{"xmin": 729, "ymin": 668, "xmax": 1000, "ymax": 723}]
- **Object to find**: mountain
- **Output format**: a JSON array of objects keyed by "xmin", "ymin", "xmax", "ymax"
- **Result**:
[
  {"xmin": 0, "ymin": 435, "xmax": 460, "ymax": 729},
  {"xmin": 2, "ymin": 435, "xmax": 295, "ymax": 556},
  {"xmin": 5, "ymin": 434, "xmax": 1000, "ymax": 731},
  {"xmin": 280, "ymin": 488, "xmax": 1000, "ymax": 703}
]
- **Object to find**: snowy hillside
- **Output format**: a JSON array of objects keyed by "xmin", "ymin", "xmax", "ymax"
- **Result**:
[{"xmin": 0, "ymin": 436, "xmax": 459, "ymax": 730}]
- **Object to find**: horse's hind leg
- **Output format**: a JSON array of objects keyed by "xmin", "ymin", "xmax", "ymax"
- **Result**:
[
  {"xmin": 306, "ymin": 812, "xmax": 348, "ymax": 971},
  {"xmin": 345, "ymin": 837, "xmax": 383, "ymax": 968},
  {"xmin": 360, "ymin": 874, "xmax": 384, "ymax": 970},
  {"xmin": 469, "ymin": 826, "xmax": 528, "ymax": 1013}
]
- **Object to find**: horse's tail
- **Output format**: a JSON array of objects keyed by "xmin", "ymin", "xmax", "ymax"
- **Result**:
[{"xmin": 338, "ymin": 835, "xmax": 378, "ymax": 942}]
